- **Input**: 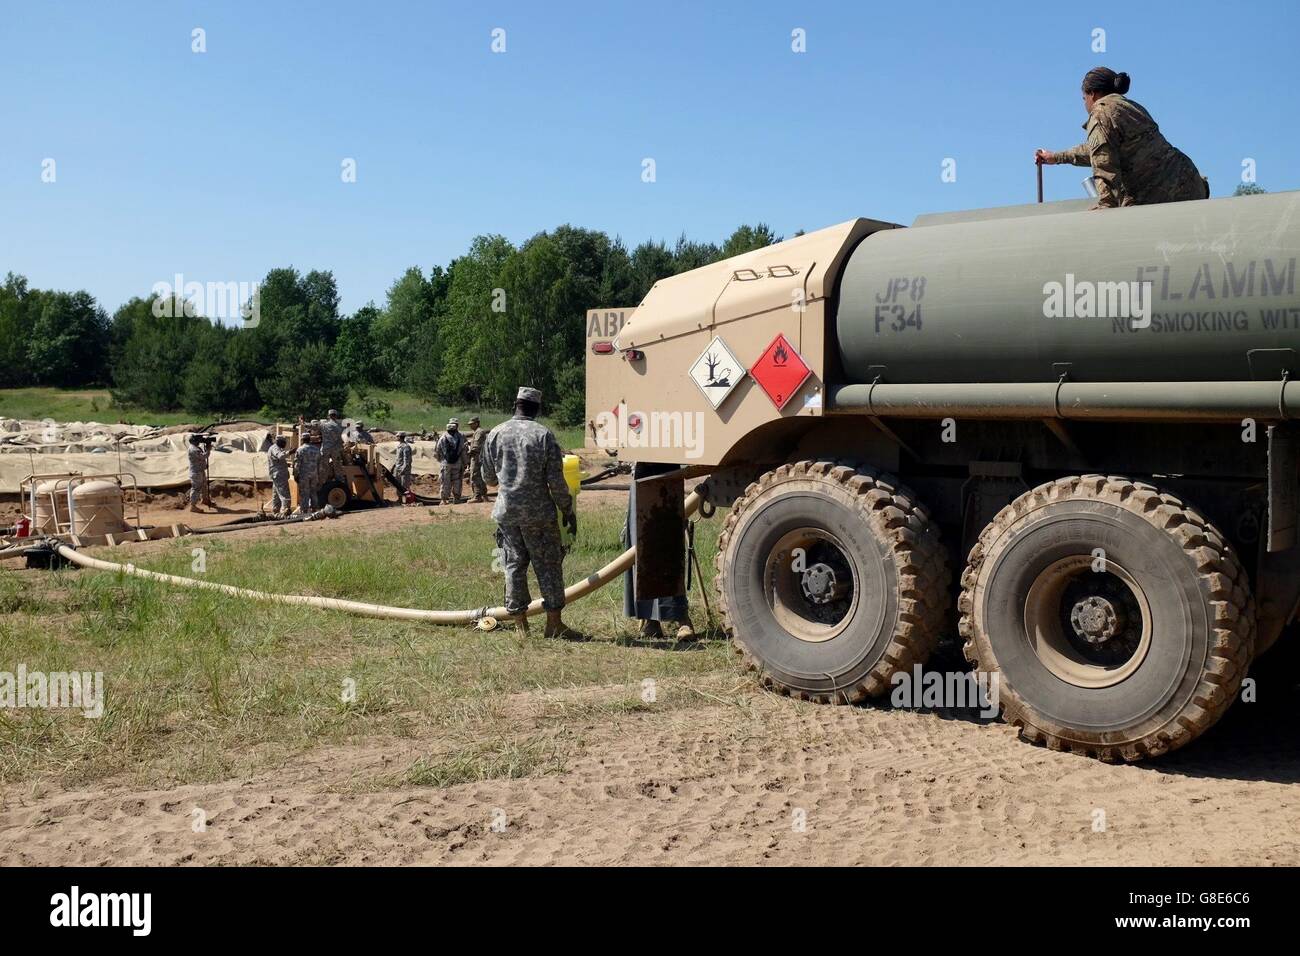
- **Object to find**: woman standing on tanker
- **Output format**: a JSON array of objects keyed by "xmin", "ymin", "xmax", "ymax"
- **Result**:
[{"xmin": 1035, "ymin": 67, "xmax": 1207, "ymax": 208}]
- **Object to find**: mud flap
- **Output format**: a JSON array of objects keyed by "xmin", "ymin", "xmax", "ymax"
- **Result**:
[{"xmin": 630, "ymin": 466, "xmax": 688, "ymax": 620}]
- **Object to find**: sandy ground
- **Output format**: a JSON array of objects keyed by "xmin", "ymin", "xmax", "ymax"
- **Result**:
[
  {"xmin": 2, "ymin": 678, "xmax": 1298, "ymax": 866},
  {"xmin": 2, "ymin": 478, "xmax": 1298, "ymax": 866}
]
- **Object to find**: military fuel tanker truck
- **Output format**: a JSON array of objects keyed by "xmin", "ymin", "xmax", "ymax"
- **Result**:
[{"xmin": 587, "ymin": 190, "xmax": 1300, "ymax": 761}]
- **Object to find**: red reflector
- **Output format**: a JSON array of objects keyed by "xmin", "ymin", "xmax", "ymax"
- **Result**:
[
  {"xmin": 591, "ymin": 341, "xmax": 615, "ymax": 355},
  {"xmin": 622, "ymin": 349, "xmax": 644, "ymax": 362}
]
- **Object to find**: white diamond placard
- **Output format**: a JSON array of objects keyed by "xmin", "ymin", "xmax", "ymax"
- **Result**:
[{"xmin": 688, "ymin": 335, "xmax": 745, "ymax": 410}]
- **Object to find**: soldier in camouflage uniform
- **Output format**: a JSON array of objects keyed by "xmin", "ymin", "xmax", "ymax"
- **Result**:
[
  {"xmin": 187, "ymin": 434, "xmax": 213, "ymax": 512},
  {"xmin": 393, "ymin": 431, "xmax": 413, "ymax": 501},
  {"xmin": 267, "ymin": 435, "xmax": 292, "ymax": 518},
  {"xmin": 435, "ymin": 418, "xmax": 465, "ymax": 504},
  {"xmin": 294, "ymin": 434, "xmax": 322, "ymax": 514},
  {"xmin": 481, "ymin": 387, "xmax": 578, "ymax": 639},
  {"xmin": 465, "ymin": 415, "xmax": 488, "ymax": 502},
  {"xmin": 319, "ymin": 409, "xmax": 345, "ymax": 485},
  {"xmin": 1036, "ymin": 67, "xmax": 1205, "ymax": 209}
]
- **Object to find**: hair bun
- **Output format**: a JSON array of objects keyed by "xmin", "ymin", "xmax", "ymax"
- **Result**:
[{"xmin": 1114, "ymin": 71, "xmax": 1131, "ymax": 94}]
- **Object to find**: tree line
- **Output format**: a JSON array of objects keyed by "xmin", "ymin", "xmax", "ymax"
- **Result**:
[{"xmin": 0, "ymin": 223, "xmax": 780, "ymax": 425}]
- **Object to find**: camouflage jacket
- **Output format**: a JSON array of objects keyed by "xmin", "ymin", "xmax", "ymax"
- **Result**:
[
  {"xmin": 481, "ymin": 415, "xmax": 572, "ymax": 526},
  {"xmin": 1057, "ymin": 94, "xmax": 1203, "ymax": 208},
  {"xmin": 294, "ymin": 444, "xmax": 320, "ymax": 479},
  {"xmin": 466, "ymin": 427, "xmax": 487, "ymax": 457},
  {"xmin": 266, "ymin": 443, "xmax": 290, "ymax": 480},
  {"xmin": 393, "ymin": 442, "xmax": 413, "ymax": 472},
  {"xmin": 435, "ymin": 430, "xmax": 464, "ymax": 464},
  {"xmin": 319, "ymin": 419, "xmax": 344, "ymax": 455},
  {"xmin": 187, "ymin": 444, "xmax": 208, "ymax": 475}
]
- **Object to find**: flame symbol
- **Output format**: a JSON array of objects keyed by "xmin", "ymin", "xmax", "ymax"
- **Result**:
[{"xmin": 774, "ymin": 343, "xmax": 789, "ymax": 365}]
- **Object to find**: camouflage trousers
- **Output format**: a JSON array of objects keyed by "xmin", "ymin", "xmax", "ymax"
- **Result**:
[
  {"xmin": 440, "ymin": 462, "xmax": 463, "ymax": 503},
  {"xmin": 296, "ymin": 475, "xmax": 319, "ymax": 512},
  {"xmin": 319, "ymin": 450, "xmax": 343, "ymax": 485},
  {"xmin": 270, "ymin": 472, "xmax": 292, "ymax": 515},
  {"xmin": 393, "ymin": 465, "xmax": 412, "ymax": 493},
  {"xmin": 497, "ymin": 521, "xmax": 566, "ymax": 613},
  {"xmin": 189, "ymin": 470, "xmax": 208, "ymax": 505},
  {"xmin": 467, "ymin": 451, "xmax": 486, "ymax": 498}
]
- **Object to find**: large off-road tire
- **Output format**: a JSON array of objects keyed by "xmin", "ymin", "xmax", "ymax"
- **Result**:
[
  {"xmin": 715, "ymin": 460, "xmax": 950, "ymax": 703},
  {"xmin": 959, "ymin": 475, "xmax": 1254, "ymax": 761}
]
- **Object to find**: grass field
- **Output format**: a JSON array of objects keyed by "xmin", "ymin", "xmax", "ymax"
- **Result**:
[
  {"xmin": 0, "ymin": 387, "xmax": 586, "ymax": 449},
  {"xmin": 0, "ymin": 503, "xmax": 735, "ymax": 791}
]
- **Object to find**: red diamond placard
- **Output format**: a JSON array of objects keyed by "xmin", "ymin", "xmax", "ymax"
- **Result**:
[{"xmin": 749, "ymin": 333, "xmax": 811, "ymax": 410}]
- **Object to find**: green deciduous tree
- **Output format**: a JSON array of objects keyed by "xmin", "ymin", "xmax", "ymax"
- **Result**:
[{"xmin": 27, "ymin": 290, "xmax": 111, "ymax": 387}]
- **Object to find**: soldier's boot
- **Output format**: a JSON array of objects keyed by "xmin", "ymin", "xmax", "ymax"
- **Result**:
[
  {"xmin": 638, "ymin": 619, "xmax": 663, "ymax": 639},
  {"xmin": 671, "ymin": 619, "xmax": 697, "ymax": 641},
  {"xmin": 189, "ymin": 503, "xmax": 202, "ymax": 513},
  {"xmin": 544, "ymin": 610, "xmax": 581, "ymax": 641},
  {"xmin": 513, "ymin": 613, "xmax": 529, "ymax": 633}
]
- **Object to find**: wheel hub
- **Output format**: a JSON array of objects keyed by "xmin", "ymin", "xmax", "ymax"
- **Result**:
[
  {"xmin": 800, "ymin": 562, "xmax": 842, "ymax": 605},
  {"xmin": 764, "ymin": 528, "xmax": 859, "ymax": 642},
  {"xmin": 1069, "ymin": 595, "xmax": 1123, "ymax": 644}
]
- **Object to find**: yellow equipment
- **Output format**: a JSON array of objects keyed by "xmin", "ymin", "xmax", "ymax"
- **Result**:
[{"xmin": 279, "ymin": 422, "xmax": 387, "ymax": 511}]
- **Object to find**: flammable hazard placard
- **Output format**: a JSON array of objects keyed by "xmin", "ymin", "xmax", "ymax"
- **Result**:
[{"xmin": 749, "ymin": 333, "xmax": 811, "ymax": 410}]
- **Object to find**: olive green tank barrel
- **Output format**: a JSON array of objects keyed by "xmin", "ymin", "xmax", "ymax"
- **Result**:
[{"xmin": 835, "ymin": 191, "xmax": 1300, "ymax": 385}]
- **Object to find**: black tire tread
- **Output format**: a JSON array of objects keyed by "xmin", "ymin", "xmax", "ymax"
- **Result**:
[
  {"xmin": 957, "ymin": 474, "xmax": 1254, "ymax": 762},
  {"xmin": 715, "ymin": 459, "xmax": 950, "ymax": 704}
]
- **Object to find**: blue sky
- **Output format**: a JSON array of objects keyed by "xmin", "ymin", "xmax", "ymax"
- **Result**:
[{"xmin": 2, "ymin": 0, "xmax": 1296, "ymax": 316}]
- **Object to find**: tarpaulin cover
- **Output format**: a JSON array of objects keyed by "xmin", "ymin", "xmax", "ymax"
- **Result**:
[{"xmin": 0, "ymin": 419, "xmax": 443, "ymax": 493}]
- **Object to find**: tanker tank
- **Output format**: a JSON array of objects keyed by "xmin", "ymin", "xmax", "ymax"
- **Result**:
[{"xmin": 834, "ymin": 190, "xmax": 1300, "ymax": 385}]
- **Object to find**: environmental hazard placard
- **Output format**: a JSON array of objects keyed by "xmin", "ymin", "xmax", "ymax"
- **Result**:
[{"xmin": 688, "ymin": 336, "xmax": 745, "ymax": 409}]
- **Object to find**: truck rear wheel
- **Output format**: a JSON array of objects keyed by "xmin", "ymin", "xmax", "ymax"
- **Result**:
[
  {"xmin": 715, "ymin": 461, "xmax": 950, "ymax": 703},
  {"xmin": 959, "ymin": 475, "xmax": 1254, "ymax": 761}
]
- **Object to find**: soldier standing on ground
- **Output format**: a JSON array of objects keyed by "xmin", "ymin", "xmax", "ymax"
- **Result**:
[
  {"xmin": 482, "ymin": 387, "xmax": 578, "ymax": 639},
  {"xmin": 267, "ymin": 435, "xmax": 292, "ymax": 518},
  {"xmin": 1035, "ymin": 67, "xmax": 1206, "ymax": 209},
  {"xmin": 319, "ymin": 409, "xmax": 345, "ymax": 485},
  {"xmin": 435, "ymin": 418, "xmax": 465, "ymax": 504},
  {"xmin": 187, "ymin": 434, "xmax": 213, "ymax": 513},
  {"xmin": 465, "ymin": 415, "xmax": 488, "ymax": 502},
  {"xmin": 294, "ymin": 434, "xmax": 322, "ymax": 514},
  {"xmin": 393, "ymin": 431, "xmax": 413, "ymax": 502}
]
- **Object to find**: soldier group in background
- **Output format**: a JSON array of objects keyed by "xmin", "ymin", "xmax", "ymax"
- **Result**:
[
  {"xmin": 189, "ymin": 408, "xmax": 506, "ymax": 515},
  {"xmin": 482, "ymin": 386, "xmax": 578, "ymax": 640},
  {"xmin": 435, "ymin": 418, "xmax": 465, "ymax": 504}
]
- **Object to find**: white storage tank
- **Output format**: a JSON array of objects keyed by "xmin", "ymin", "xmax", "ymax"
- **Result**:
[
  {"xmin": 33, "ymin": 479, "xmax": 69, "ymax": 534},
  {"xmin": 70, "ymin": 480, "xmax": 127, "ymax": 536}
]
